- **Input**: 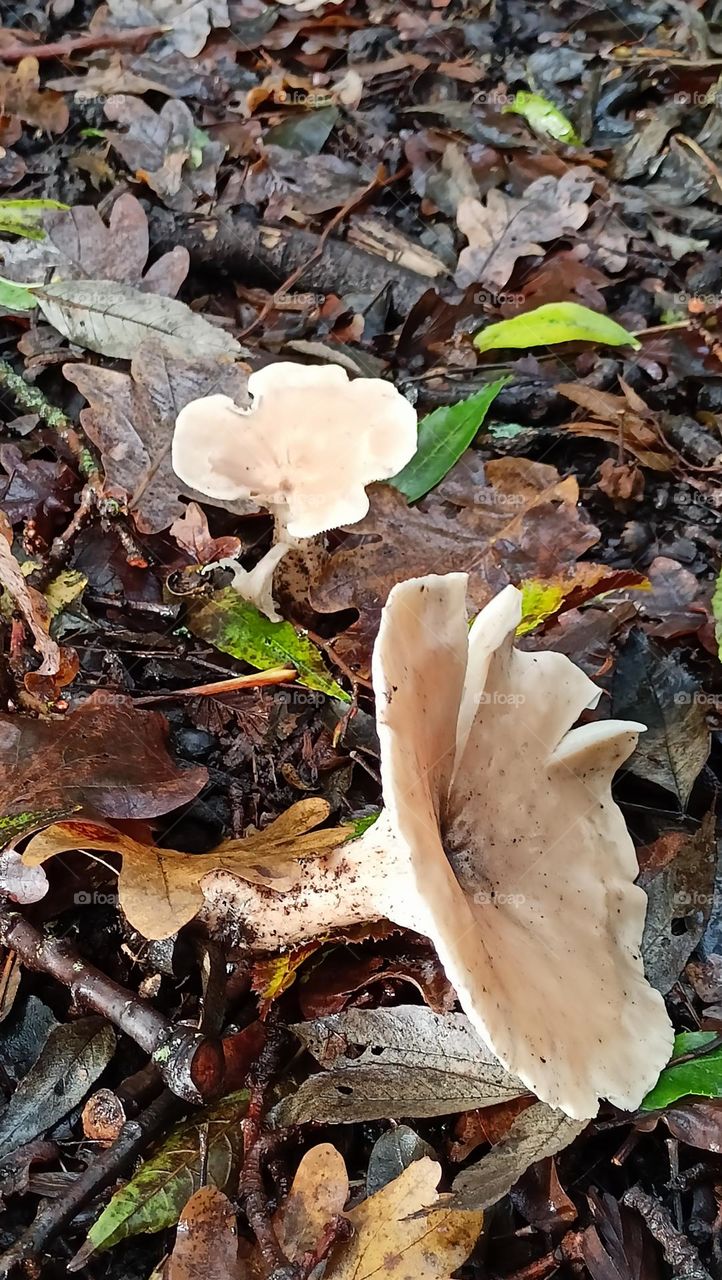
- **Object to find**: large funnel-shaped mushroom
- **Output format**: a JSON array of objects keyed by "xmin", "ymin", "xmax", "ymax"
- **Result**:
[
  {"xmin": 199, "ymin": 574, "xmax": 673, "ymax": 1118},
  {"xmin": 172, "ymin": 363, "xmax": 417, "ymax": 618}
]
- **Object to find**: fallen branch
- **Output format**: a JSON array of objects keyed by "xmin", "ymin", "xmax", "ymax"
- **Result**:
[
  {"xmin": 0, "ymin": 909, "xmax": 224, "ymax": 1103},
  {"xmin": 623, "ymin": 1187, "xmax": 713, "ymax": 1280},
  {"xmin": 149, "ymin": 211, "xmax": 434, "ymax": 315}
]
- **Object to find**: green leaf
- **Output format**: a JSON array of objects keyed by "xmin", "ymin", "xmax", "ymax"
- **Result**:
[
  {"xmin": 264, "ymin": 106, "xmax": 339, "ymax": 156},
  {"xmin": 188, "ymin": 588, "xmax": 349, "ymax": 702},
  {"xmin": 712, "ymin": 566, "xmax": 722, "ymax": 660},
  {"xmin": 504, "ymin": 91, "xmax": 581, "ymax": 146},
  {"xmin": 474, "ymin": 303, "xmax": 640, "ymax": 354},
  {"xmin": 0, "ymin": 275, "xmax": 38, "ymax": 313},
  {"xmin": 0, "ymin": 198, "xmax": 68, "ymax": 240},
  {"xmin": 517, "ymin": 581, "xmax": 567, "ymax": 636},
  {"xmin": 84, "ymin": 1091, "xmax": 249, "ymax": 1253},
  {"xmin": 641, "ymin": 1032, "xmax": 722, "ymax": 1111},
  {"xmin": 390, "ymin": 378, "xmax": 508, "ymax": 502}
]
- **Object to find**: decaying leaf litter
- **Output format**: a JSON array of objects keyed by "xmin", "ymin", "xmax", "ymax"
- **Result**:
[{"xmin": 0, "ymin": 0, "xmax": 721, "ymax": 1276}]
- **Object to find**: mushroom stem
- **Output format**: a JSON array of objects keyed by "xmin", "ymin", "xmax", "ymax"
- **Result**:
[{"xmin": 200, "ymin": 814, "xmax": 411, "ymax": 949}]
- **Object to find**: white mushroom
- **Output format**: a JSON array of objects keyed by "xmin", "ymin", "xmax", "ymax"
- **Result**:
[
  {"xmin": 201, "ymin": 573, "xmax": 673, "ymax": 1119},
  {"xmin": 172, "ymin": 363, "xmax": 417, "ymax": 620}
]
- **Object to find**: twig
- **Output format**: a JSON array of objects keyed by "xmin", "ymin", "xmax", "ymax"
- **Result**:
[
  {"xmin": 623, "ymin": 1187, "xmax": 713, "ymax": 1280},
  {"xmin": 0, "ymin": 1089, "xmax": 181, "ymax": 1278},
  {"xmin": 133, "ymin": 668, "xmax": 297, "ymax": 705},
  {"xmin": 0, "ymin": 909, "xmax": 224, "ymax": 1104},
  {"xmin": 241, "ymin": 1023, "xmax": 290, "ymax": 1275},
  {"xmin": 0, "ymin": 25, "xmax": 166, "ymax": 60}
]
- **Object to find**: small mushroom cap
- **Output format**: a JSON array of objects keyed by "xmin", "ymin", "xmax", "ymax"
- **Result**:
[
  {"xmin": 372, "ymin": 574, "xmax": 673, "ymax": 1119},
  {"xmin": 172, "ymin": 362, "xmax": 417, "ymax": 539}
]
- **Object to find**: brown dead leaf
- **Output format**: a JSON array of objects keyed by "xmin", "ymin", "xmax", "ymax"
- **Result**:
[
  {"xmin": 310, "ymin": 459, "xmax": 598, "ymax": 677},
  {"xmin": 455, "ymin": 168, "xmax": 594, "ymax": 289},
  {"xmin": 64, "ymin": 343, "xmax": 251, "ymax": 533},
  {"xmin": 23, "ymin": 798, "xmax": 348, "ymax": 940},
  {"xmin": 0, "ymin": 194, "xmax": 188, "ymax": 296},
  {"xmin": 597, "ymin": 459, "xmax": 645, "ymax": 503},
  {"xmin": 556, "ymin": 380, "xmax": 675, "ymax": 471},
  {"xmin": 0, "ymin": 58, "xmax": 69, "ymax": 133},
  {"xmin": 170, "ymin": 502, "xmax": 241, "ymax": 565},
  {"xmin": 0, "ymin": 693, "xmax": 207, "ymax": 844},
  {"xmin": 326, "ymin": 1155, "xmax": 483, "ymax": 1280},
  {"xmin": 0, "ymin": 512, "xmax": 77, "ymax": 698},
  {"xmin": 275, "ymin": 1144, "xmax": 349, "ymax": 1263},
  {"xmin": 167, "ymin": 1186, "xmax": 245, "ymax": 1280},
  {"xmin": 104, "ymin": 96, "xmax": 224, "ymax": 211}
]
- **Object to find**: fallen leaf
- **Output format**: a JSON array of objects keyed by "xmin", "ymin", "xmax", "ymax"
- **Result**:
[
  {"xmin": 510, "ymin": 1156, "xmax": 577, "ymax": 1230},
  {"xmin": 366, "ymin": 1127, "xmax": 436, "ymax": 1195},
  {"xmin": 0, "ymin": 58, "xmax": 69, "ymax": 133},
  {"xmin": 663, "ymin": 1099, "xmax": 722, "ymax": 1152},
  {"xmin": 327, "ymin": 1156, "xmax": 483, "ymax": 1280},
  {"xmin": 0, "ymin": 693, "xmax": 207, "ymax": 844},
  {"xmin": 505, "ymin": 90, "xmax": 581, "ymax": 145},
  {"xmin": 65, "ymin": 344, "xmax": 251, "ymax": 532},
  {"xmin": 310, "ymin": 460, "xmax": 598, "ymax": 676},
  {"xmin": 298, "ymin": 942, "xmax": 455, "ymax": 1018},
  {"xmin": 0, "ymin": 194, "xmax": 188, "ymax": 296},
  {"xmin": 77, "ymin": 1091, "xmax": 248, "ymax": 1259},
  {"xmin": 167, "ymin": 1186, "xmax": 245, "ymax": 1280},
  {"xmin": 105, "ymin": 96, "xmax": 225, "ymax": 210},
  {"xmin": 24, "ymin": 798, "xmax": 348, "ymax": 941},
  {"xmin": 0, "ymin": 197, "xmax": 68, "ymax": 240},
  {"xmin": 275, "ymin": 1144, "xmax": 349, "ymax": 1262},
  {"xmin": 475, "ymin": 303, "xmax": 640, "ymax": 354},
  {"xmin": 35, "ymin": 279, "xmax": 240, "ymax": 361},
  {"xmin": 170, "ymin": 502, "xmax": 241, "ymax": 564},
  {"xmin": 455, "ymin": 168, "xmax": 593, "ymax": 289},
  {"xmin": 642, "ymin": 1031, "xmax": 722, "ymax": 1110},
  {"xmin": 713, "ymin": 566, "xmax": 722, "ymax": 658},
  {"xmin": 106, "ymin": 0, "xmax": 230, "ymax": 57},
  {"xmin": 517, "ymin": 566, "xmax": 648, "ymax": 636},
  {"xmin": 556, "ymin": 381, "xmax": 674, "ymax": 471},
  {"xmin": 449, "ymin": 1102, "xmax": 587, "ymax": 1211},
  {"xmin": 0, "ymin": 849, "xmax": 48, "ymax": 904},
  {"xmin": 640, "ymin": 809, "xmax": 717, "ymax": 994},
  {"xmin": 0, "ymin": 511, "xmax": 77, "ymax": 697},
  {"xmin": 582, "ymin": 1190, "xmax": 661, "ymax": 1280},
  {"xmin": 612, "ymin": 630, "xmax": 711, "ymax": 807},
  {"xmin": 0, "ymin": 1018, "xmax": 115, "ymax": 1163},
  {"xmin": 273, "ymin": 1006, "xmax": 526, "ymax": 1125},
  {"xmin": 390, "ymin": 379, "xmax": 508, "ymax": 503},
  {"xmin": 188, "ymin": 588, "xmax": 348, "ymax": 700}
]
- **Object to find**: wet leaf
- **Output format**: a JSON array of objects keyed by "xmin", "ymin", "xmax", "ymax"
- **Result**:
[
  {"xmin": 517, "ymin": 567, "xmax": 648, "ymax": 635},
  {"xmin": 449, "ymin": 1102, "xmax": 586, "ymax": 1211},
  {"xmin": 640, "ymin": 809, "xmax": 717, "ymax": 994},
  {"xmin": 24, "ymin": 800, "xmax": 348, "ymax": 942},
  {"xmin": 367, "ymin": 1126, "xmax": 435, "ymax": 1195},
  {"xmin": 0, "ymin": 194, "xmax": 188, "ymax": 295},
  {"xmin": 273, "ymin": 1006, "xmax": 526, "ymax": 1125},
  {"xmin": 189, "ymin": 588, "xmax": 348, "ymax": 701},
  {"xmin": 390, "ymin": 378, "xmax": 508, "ymax": 502},
  {"xmin": 0, "ymin": 1017, "xmax": 115, "ymax": 1163},
  {"xmin": 106, "ymin": 0, "xmax": 230, "ymax": 58},
  {"xmin": 275, "ymin": 1144, "xmax": 349, "ymax": 1262},
  {"xmin": 456, "ymin": 168, "xmax": 593, "ymax": 289},
  {"xmin": 0, "ymin": 693, "xmax": 207, "ymax": 844},
  {"xmin": 556, "ymin": 381, "xmax": 674, "ymax": 471},
  {"xmin": 612, "ymin": 631, "xmax": 710, "ymax": 807},
  {"xmin": 505, "ymin": 91, "xmax": 581, "ymax": 145},
  {"xmin": 0, "ymin": 512, "xmax": 77, "ymax": 697},
  {"xmin": 713, "ymin": 566, "xmax": 722, "ymax": 659},
  {"xmin": 81, "ymin": 1091, "xmax": 248, "ymax": 1254},
  {"xmin": 65, "ymin": 345, "xmax": 251, "ymax": 533},
  {"xmin": 641, "ymin": 1032, "xmax": 721, "ymax": 1111},
  {"xmin": 105, "ymin": 97, "xmax": 225, "ymax": 210},
  {"xmin": 167, "ymin": 1187, "xmax": 245, "ymax": 1280},
  {"xmin": 0, "ymin": 58, "xmax": 69, "ymax": 133},
  {"xmin": 0, "ymin": 276, "xmax": 37, "ymax": 313},
  {"xmin": 327, "ymin": 1156, "xmax": 483, "ymax": 1280},
  {"xmin": 475, "ymin": 303, "xmax": 640, "ymax": 354},
  {"xmin": 34, "ymin": 280, "xmax": 240, "ymax": 361},
  {"xmin": 264, "ymin": 106, "xmax": 340, "ymax": 155},
  {"xmin": 0, "ymin": 198, "xmax": 68, "ymax": 240}
]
